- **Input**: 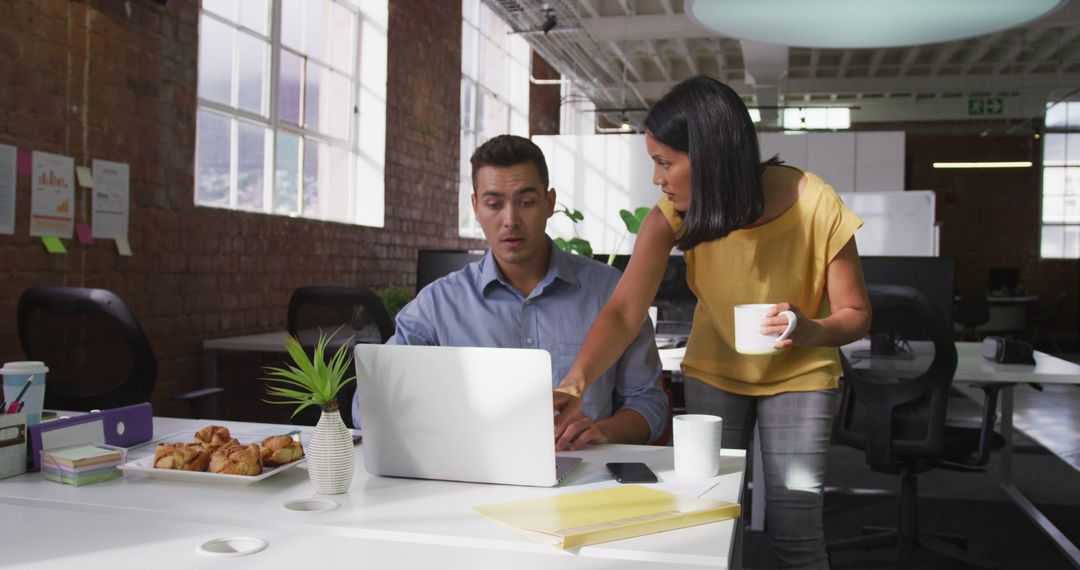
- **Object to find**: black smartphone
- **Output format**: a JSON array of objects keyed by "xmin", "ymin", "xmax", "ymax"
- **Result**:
[{"xmin": 606, "ymin": 462, "xmax": 658, "ymax": 483}]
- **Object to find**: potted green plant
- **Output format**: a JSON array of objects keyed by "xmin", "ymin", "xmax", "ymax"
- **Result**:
[{"xmin": 263, "ymin": 331, "xmax": 356, "ymax": 494}]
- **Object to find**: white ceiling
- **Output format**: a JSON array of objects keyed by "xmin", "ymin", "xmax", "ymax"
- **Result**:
[{"xmin": 485, "ymin": 0, "xmax": 1080, "ymax": 130}]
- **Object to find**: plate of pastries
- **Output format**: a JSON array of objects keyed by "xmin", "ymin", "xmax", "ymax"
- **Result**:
[{"xmin": 118, "ymin": 425, "xmax": 306, "ymax": 485}]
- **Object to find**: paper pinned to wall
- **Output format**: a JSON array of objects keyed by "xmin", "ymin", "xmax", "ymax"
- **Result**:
[
  {"xmin": 75, "ymin": 223, "xmax": 93, "ymax": 245},
  {"xmin": 91, "ymin": 159, "xmax": 129, "ymax": 239},
  {"xmin": 30, "ymin": 151, "xmax": 75, "ymax": 238},
  {"xmin": 42, "ymin": 236, "xmax": 66, "ymax": 254},
  {"xmin": 0, "ymin": 144, "xmax": 14, "ymax": 235},
  {"xmin": 115, "ymin": 236, "xmax": 132, "ymax": 257},
  {"xmin": 75, "ymin": 166, "xmax": 94, "ymax": 188}
]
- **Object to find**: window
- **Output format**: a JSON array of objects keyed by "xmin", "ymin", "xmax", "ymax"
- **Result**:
[
  {"xmin": 782, "ymin": 107, "xmax": 850, "ymax": 130},
  {"xmin": 195, "ymin": 0, "xmax": 387, "ymax": 227},
  {"xmin": 1041, "ymin": 101, "xmax": 1080, "ymax": 258},
  {"xmin": 459, "ymin": 0, "xmax": 531, "ymax": 238}
]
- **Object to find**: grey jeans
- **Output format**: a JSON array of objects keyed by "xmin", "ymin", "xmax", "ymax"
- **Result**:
[{"xmin": 685, "ymin": 379, "xmax": 838, "ymax": 570}]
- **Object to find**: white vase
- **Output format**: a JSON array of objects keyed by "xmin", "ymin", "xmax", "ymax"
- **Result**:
[{"xmin": 307, "ymin": 409, "xmax": 355, "ymax": 495}]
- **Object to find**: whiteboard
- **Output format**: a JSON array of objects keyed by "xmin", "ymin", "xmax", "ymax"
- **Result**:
[{"xmin": 839, "ymin": 190, "xmax": 938, "ymax": 256}]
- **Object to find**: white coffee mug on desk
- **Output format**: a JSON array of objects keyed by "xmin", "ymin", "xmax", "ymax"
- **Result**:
[
  {"xmin": 734, "ymin": 304, "xmax": 797, "ymax": 355},
  {"xmin": 673, "ymin": 414, "xmax": 723, "ymax": 478}
]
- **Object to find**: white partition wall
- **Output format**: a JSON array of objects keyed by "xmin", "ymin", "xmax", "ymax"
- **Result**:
[
  {"xmin": 534, "ymin": 134, "xmax": 655, "ymax": 255},
  {"xmin": 534, "ymin": 131, "xmax": 908, "ymax": 255},
  {"xmin": 759, "ymin": 132, "xmax": 808, "ymax": 169},
  {"xmin": 759, "ymin": 131, "xmax": 905, "ymax": 193},
  {"xmin": 854, "ymin": 131, "xmax": 906, "ymax": 192},
  {"xmin": 806, "ymin": 132, "xmax": 856, "ymax": 194}
]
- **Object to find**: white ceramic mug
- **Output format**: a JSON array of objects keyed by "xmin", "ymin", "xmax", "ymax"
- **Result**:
[
  {"xmin": 673, "ymin": 414, "xmax": 723, "ymax": 478},
  {"xmin": 734, "ymin": 304, "xmax": 797, "ymax": 355}
]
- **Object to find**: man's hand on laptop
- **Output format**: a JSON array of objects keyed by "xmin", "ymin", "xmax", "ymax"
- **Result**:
[{"xmin": 554, "ymin": 410, "xmax": 609, "ymax": 451}]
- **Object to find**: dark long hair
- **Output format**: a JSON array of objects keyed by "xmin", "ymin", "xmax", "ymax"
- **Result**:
[{"xmin": 644, "ymin": 76, "xmax": 776, "ymax": 250}]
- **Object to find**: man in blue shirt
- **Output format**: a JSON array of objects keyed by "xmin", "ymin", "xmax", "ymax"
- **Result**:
[{"xmin": 354, "ymin": 135, "xmax": 667, "ymax": 450}]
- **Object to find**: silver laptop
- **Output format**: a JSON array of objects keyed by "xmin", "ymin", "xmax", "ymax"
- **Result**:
[{"xmin": 353, "ymin": 344, "xmax": 582, "ymax": 487}]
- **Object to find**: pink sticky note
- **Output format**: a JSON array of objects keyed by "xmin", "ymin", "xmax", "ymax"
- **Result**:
[
  {"xmin": 16, "ymin": 150, "xmax": 31, "ymax": 175},
  {"xmin": 75, "ymin": 223, "xmax": 94, "ymax": 245}
]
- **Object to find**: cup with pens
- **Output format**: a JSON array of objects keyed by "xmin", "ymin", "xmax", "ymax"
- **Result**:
[{"xmin": 1, "ymin": 362, "xmax": 49, "ymax": 426}]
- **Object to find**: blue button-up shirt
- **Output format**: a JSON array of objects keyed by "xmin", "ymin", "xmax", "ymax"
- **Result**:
[{"xmin": 353, "ymin": 243, "xmax": 667, "ymax": 441}]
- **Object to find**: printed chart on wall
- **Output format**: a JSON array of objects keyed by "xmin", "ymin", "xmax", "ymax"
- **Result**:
[
  {"xmin": 0, "ymin": 144, "xmax": 14, "ymax": 235},
  {"xmin": 91, "ymin": 159, "xmax": 129, "ymax": 239},
  {"xmin": 30, "ymin": 151, "xmax": 75, "ymax": 238}
]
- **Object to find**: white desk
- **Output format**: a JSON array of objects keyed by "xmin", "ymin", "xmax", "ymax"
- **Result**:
[{"xmin": 0, "ymin": 417, "xmax": 746, "ymax": 569}]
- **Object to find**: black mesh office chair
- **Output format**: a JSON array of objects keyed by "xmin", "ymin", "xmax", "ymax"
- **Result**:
[
  {"xmin": 1028, "ymin": 293, "xmax": 1066, "ymax": 353},
  {"xmin": 17, "ymin": 287, "xmax": 222, "ymax": 415},
  {"xmin": 829, "ymin": 284, "xmax": 1006, "ymax": 569},
  {"xmin": 286, "ymin": 286, "xmax": 394, "ymax": 427}
]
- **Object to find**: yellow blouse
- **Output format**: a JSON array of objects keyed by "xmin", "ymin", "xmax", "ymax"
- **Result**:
[{"xmin": 658, "ymin": 169, "xmax": 863, "ymax": 396}]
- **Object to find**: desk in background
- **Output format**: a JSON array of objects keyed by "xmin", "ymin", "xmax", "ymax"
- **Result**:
[
  {"xmin": 202, "ymin": 330, "xmax": 380, "ymax": 417},
  {"xmin": 983, "ymin": 295, "xmax": 1039, "ymax": 334},
  {"xmin": 1, "ymin": 416, "xmax": 747, "ymax": 569}
]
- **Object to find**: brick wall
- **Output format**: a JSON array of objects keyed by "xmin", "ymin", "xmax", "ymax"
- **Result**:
[{"xmin": 0, "ymin": 0, "xmax": 482, "ymax": 415}]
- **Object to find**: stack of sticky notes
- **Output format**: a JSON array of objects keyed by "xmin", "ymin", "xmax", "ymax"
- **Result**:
[{"xmin": 41, "ymin": 444, "xmax": 125, "ymax": 486}]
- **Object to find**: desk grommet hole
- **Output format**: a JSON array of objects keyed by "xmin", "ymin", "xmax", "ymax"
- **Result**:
[
  {"xmin": 283, "ymin": 498, "xmax": 339, "ymax": 513},
  {"xmin": 197, "ymin": 536, "xmax": 268, "ymax": 557}
]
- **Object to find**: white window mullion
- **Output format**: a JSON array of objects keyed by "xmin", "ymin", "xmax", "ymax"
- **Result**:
[
  {"xmin": 229, "ymin": 118, "xmax": 239, "ymax": 208},
  {"xmin": 267, "ymin": 0, "xmax": 283, "ymax": 213}
]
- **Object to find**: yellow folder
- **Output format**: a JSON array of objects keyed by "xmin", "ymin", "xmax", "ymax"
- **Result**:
[{"xmin": 473, "ymin": 485, "xmax": 741, "ymax": 549}]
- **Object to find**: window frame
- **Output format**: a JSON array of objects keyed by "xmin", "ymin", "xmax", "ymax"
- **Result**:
[
  {"xmin": 458, "ymin": 0, "xmax": 531, "ymax": 239},
  {"xmin": 1040, "ymin": 101, "xmax": 1080, "ymax": 259},
  {"xmin": 195, "ymin": 0, "xmax": 386, "ymax": 226}
]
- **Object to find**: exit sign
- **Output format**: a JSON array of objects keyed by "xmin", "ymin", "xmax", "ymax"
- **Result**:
[{"xmin": 969, "ymin": 97, "xmax": 1004, "ymax": 115}]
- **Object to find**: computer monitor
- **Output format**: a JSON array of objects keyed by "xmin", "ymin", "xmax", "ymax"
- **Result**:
[
  {"xmin": 416, "ymin": 250, "xmax": 484, "ymax": 294},
  {"xmin": 859, "ymin": 256, "xmax": 955, "ymax": 357},
  {"xmin": 987, "ymin": 267, "xmax": 1020, "ymax": 296}
]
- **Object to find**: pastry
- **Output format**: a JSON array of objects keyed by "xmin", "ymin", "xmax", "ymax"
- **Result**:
[
  {"xmin": 209, "ymin": 443, "xmax": 263, "ymax": 476},
  {"xmin": 153, "ymin": 443, "xmax": 211, "ymax": 471},
  {"xmin": 260, "ymin": 435, "xmax": 304, "ymax": 467},
  {"xmin": 194, "ymin": 425, "xmax": 238, "ymax": 450}
]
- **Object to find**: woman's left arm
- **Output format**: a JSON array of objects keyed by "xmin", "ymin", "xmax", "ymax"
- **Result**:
[{"xmin": 767, "ymin": 237, "xmax": 872, "ymax": 348}]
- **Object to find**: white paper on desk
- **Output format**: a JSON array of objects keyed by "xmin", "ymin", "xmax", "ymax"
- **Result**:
[
  {"xmin": 91, "ymin": 159, "xmax": 129, "ymax": 239},
  {"xmin": 30, "ymin": 151, "xmax": 75, "ymax": 238},
  {"xmin": 0, "ymin": 144, "xmax": 14, "ymax": 235}
]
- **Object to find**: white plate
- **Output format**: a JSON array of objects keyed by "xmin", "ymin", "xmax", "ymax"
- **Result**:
[
  {"xmin": 118, "ymin": 430, "xmax": 308, "ymax": 486},
  {"xmin": 118, "ymin": 453, "xmax": 306, "ymax": 485}
]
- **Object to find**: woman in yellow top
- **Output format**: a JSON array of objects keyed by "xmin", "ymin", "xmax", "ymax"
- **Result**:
[{"xmin": 554, "ymin": 76, "xmax": 871, "ymax": 569}]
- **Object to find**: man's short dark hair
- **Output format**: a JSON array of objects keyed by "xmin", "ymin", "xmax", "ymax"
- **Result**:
[{"xmin": 469, "ymin": 134, "xmax": 549, "ymax": 192}]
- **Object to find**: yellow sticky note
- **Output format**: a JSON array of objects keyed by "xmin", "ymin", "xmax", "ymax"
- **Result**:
[
  {"xmin": 115, "ymin": 236, "xmax": 132, "ymax": 257},
  {"xmin": 76, "ymin": 166, "xmax": 94, "ymax": 188},
  {"xmin": 42, "ymin": 236, "xmax": 67, "ymax": 254}
]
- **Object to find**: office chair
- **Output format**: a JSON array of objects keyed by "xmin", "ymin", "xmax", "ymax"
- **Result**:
[
  {"xmin": 829, "ymin": 284, "xmax": 1006, "ymax": 569},
  {"xmin": 1028, "ymin": 293, "xmax": 1066, "ymax": 353},
  {"xmin": 17, "ymin": 287, "xmax": 222, "ymax": 415},
  {"xmin": 953, "ymin": 293, "xmax": 989, "ymax": 341},
  {"xmin": 286, "ymin": 285, "xmax": 394, "ymax": 427}
]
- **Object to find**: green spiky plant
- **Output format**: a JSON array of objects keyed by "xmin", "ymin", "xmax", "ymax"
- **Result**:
[{"xmin": 263, "ymin": 331, "xmax": 356, "ymax": 417}]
